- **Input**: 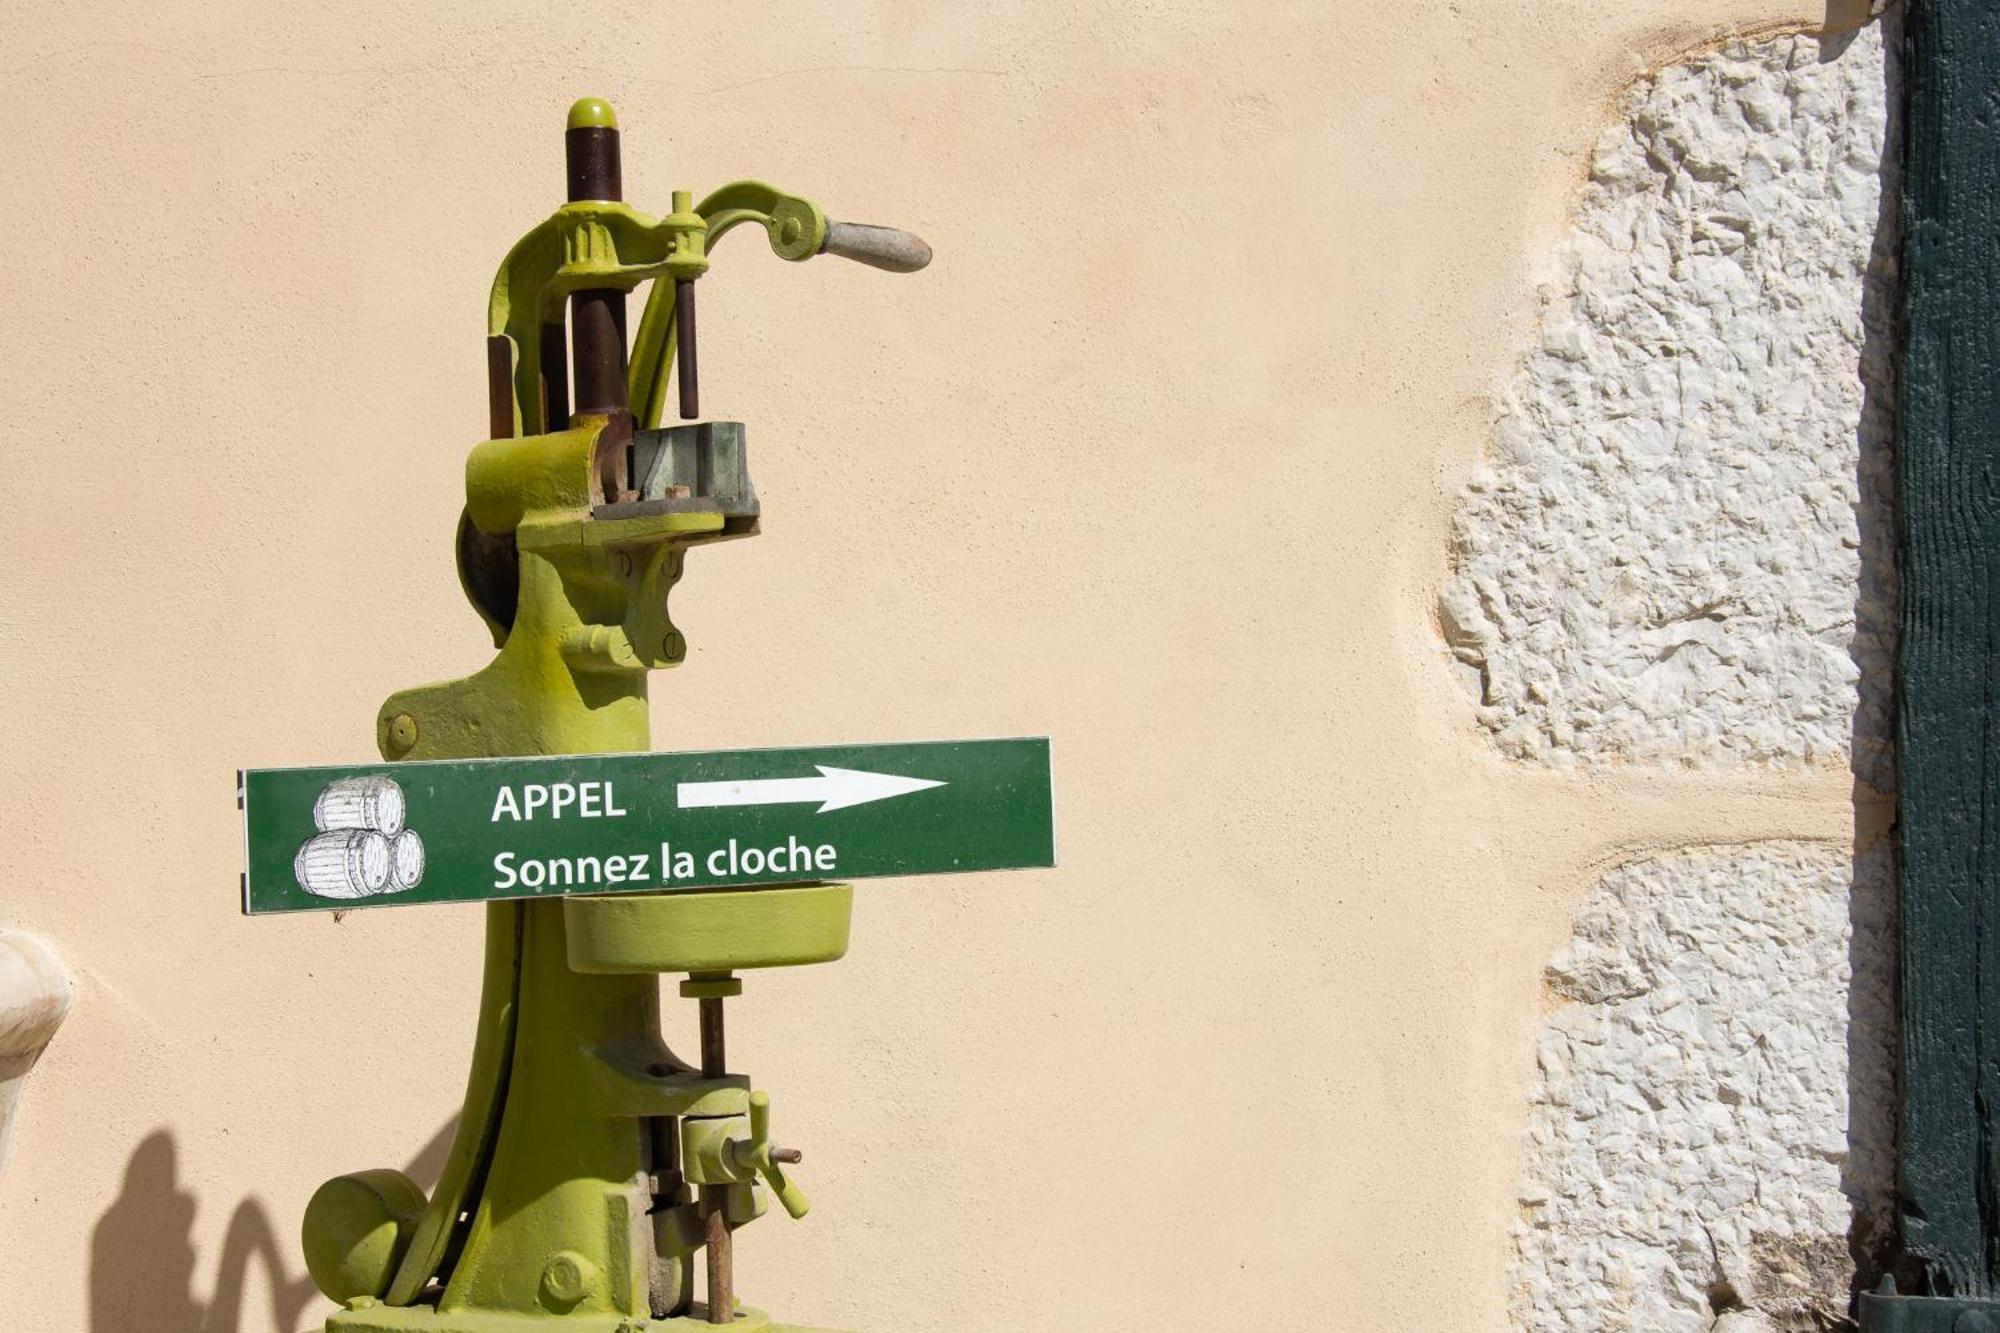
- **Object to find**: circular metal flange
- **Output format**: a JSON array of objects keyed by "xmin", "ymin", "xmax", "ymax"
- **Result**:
[
  {"xmin": 302, "ymin": 1169, "xmax": 427, "ymax": 1305},
  {"xmin": 564, "ymin": 883, "xmax": 852, "ymax": 974}
]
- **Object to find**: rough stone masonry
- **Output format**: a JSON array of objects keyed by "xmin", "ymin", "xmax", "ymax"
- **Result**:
[
  {"xmin": 1439, "ymin": 27, "xmax": 1896, "ymax": 788},
  {"xmin": 1441, "ymin": 24, "xmax": 1899, "ymax": 1333},
  {"xmin": 1512, "ymin": 844, "xmax": 1894, "ymax": 1332}
]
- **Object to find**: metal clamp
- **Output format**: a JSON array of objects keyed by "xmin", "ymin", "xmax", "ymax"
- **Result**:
[{"xmin": 684, "ymin": 1090, "xmax": 809, "ymax": 1220}]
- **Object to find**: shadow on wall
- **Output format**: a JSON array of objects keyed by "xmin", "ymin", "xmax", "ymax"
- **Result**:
[
  {"xmin": 1821, "ymin": 4, "xmax": 1873, "ymax": 60},
  {"xmin": 89, "ymin": 1119, "xmax": 455, "ymax": 1333},
  {"xmin": 1844, "ymin": 0, "xmax": 1903, "ymax": 1305}
]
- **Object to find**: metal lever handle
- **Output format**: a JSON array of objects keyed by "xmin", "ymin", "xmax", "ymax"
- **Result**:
[
  {"xmin": 729, "ymin": 1091, "xmax": 811, "ymax": 1219},
  {"xmin": 820, "ymin": 220, "xmax": 932, "ymax": 273}
]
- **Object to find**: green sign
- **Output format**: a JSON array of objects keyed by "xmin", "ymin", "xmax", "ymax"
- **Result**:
[{"xmin": 240, "ymin": 737, "xmax": 1053, "ymax": 915}]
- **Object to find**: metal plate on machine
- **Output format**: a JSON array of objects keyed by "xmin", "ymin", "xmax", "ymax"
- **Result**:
[
  {"xmin": 595, "ymin": 420, "xmax": 759, "ymax": 526},
  {"xmin": 239, "ymin": 736, "xmax": 1054, "ymax": 914}
]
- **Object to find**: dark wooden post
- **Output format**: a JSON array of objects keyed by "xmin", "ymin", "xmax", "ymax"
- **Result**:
[{"xmin": 1862, "ymin": 1, "xmax": 2000, "ymax": 1327}]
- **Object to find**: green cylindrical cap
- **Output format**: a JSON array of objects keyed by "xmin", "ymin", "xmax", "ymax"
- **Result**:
[{"xmin": 567, "ymin": 97, "xmax": 618, "ymax": 131}]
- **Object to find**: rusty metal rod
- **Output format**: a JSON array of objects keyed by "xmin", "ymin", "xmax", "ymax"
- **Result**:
[
  {"xmin": 700, "ymin": 996, "xmax": 732, "ymax": 1324},
  {"xmin": 485, "ymin": 336, "xmax": 514, "ymax": 439},
  {"xmin": 699, "ymin": 998, "xmax": 726, "ymax": 1078},
  {"xmin": 676, "ymin": 279, "xmax": 699, "ymax": 420},
  {"xmin": 702, "ymin": 1195, "xmax": 733, "ymax": 1324}
]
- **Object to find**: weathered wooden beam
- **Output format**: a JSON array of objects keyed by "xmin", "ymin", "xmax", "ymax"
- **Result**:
[{"xmin": 1884, "ymin": 0, "xmax": 2000, "ymax": 1308}]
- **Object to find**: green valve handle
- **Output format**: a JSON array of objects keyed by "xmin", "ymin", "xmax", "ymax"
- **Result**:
[{"xmin": 730, "ymin": 1091, "xmax": 811, "ymax": 1220}]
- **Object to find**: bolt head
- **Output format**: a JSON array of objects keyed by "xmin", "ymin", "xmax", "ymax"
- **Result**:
[
  {"xmin": 540, "ymin": 1249, "xmax": 598, "ymax": 1306},
  {"xmin": 385, "ymin": 713, "xmax": 418, "ymax": 755}
]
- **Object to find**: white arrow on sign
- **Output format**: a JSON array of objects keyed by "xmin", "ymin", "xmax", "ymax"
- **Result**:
[{"xmin": 676, "ymin": 765, "xmax": 948, "ymax": 814}]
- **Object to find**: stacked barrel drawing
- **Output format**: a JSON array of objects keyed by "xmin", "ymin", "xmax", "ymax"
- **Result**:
[{"xmin": 293, "ymin": 776, "xmax": 425, "ymax": 899}]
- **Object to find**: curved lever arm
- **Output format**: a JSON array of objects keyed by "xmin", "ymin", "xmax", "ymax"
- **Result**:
[
  {"xmin": 628, "ymin": 182, "xmax": 822, "ymax": 428},
  {"xmin": 628, "ymin": 187, "xmax": 932, "ymax": 428},
  {"xmin": 484, "ymin": 182, "xmax": 937, "ymax": 435}
]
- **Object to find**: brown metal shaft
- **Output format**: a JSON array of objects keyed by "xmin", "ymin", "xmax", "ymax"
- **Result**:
[
  {"xmin": 565, "ymin": 125, "xmax": 622, "ymax": 202},
  {"xmin": 702, "ymin": 1193, "xmax": 733, "ymax": 1324},
  {"xmin": 565, "ymin": 123, "xmax": 629, "ymax": 417},
  {"xmin": 699, "ymin": 997, "xmax": 726, "ymax": 1077},
  {"xmin": 699, "ymin": 996, "xmax": 732, "ymax": 1323},
  {"xmin": 571, "ymin": 292, "xmax": 628, "ymax": 416},
  {"xmin": 485, "ymin": 336, "xmax": 515, "ymax": 439},
  {"xmin": 538, "ymin": 321, "xmax": 570, "ymax": 430},
  {"xmin": 676, "ymin": 279, "xmax": 699, "ymax": 419}
]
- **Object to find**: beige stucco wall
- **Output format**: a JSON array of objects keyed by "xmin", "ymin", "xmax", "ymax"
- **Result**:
[{"xmin": 0, "ymin": 3, "xmax": 1881, "ymax": 1330}]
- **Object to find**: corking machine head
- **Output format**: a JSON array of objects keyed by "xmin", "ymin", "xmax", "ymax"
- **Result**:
[{"xmin": 379, "ymin": 96, "xmax": 928, "ymax": 763}]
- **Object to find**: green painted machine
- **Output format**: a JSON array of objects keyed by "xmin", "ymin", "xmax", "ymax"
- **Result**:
[{"xmin": 296, "ymin": 98, "xmax": 931, "ymax": 1332}]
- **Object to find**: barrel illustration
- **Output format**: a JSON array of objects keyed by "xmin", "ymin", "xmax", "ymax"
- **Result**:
[
  {"xmin": 294, "ymin": 829, "xmax": 392, "ymax": 899},
  {"xmin": 388, "ymin": 829, "xmax": 425, "ymax": 893},
  {"xmin": 313, "ymin": 775, "xmax": 406, "ymax": 836}
]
